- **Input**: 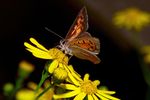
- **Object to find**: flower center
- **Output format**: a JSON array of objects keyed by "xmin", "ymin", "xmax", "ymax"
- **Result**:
[
  {"xmin": 126, "ymin": 9, "xmax": 140, "ymax": 21},
  {"xmin": 48, "ymin": 48, "xmax": 69, "ymax": 64},
  {"xmin": 80, "ymin": 80, "xmax": 97, "ymax": 95}
]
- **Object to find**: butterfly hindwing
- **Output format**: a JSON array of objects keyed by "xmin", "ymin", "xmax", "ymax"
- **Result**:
[
  {"xmin": 70, "ymin": 46, "xmax": 101, "ymax": 64},
  {"xmin": 69, "ymin": 32, "xmax": 100, "ymax": 54}
]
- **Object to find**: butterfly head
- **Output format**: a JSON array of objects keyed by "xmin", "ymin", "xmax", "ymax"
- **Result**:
[{"xmin": 57, "ymin": 39, "xmax": 73, "ymax": 56}]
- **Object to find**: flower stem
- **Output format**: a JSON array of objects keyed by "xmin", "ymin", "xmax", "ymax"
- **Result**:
[
  {"xmin": 131, "ymin": 31, "xmax": 142, "ymax": 50},
  {"xmin": 36, "ymin": 84, "xmax": 53, "ymax": 100},
  {"xmin": 9, "ymin": 76, "xmax": 24, "ymax": 99},
  {"xmin": 35, "ymin": 69, "xmax": 50, "ymax": 92}
]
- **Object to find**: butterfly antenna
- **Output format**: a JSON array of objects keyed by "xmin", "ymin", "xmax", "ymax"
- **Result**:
[{"xmin": 45, "ymin": 27, "xmax": 64, "ymax": 39}]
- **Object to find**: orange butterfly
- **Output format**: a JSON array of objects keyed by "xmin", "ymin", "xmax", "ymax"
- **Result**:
[{"xmin": 47, "ymin": 7, "xmax": 101, "ymax": 64}]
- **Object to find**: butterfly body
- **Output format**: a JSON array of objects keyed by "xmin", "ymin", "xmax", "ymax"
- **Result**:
[{"xmin": 58, "ymin": 7, "xmax": 101, "ymax": 64}]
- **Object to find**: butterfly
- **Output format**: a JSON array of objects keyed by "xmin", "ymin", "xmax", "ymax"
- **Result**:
[{"xmin": 48, "ymin": 7, "xmax": 101, "ymax": 64}]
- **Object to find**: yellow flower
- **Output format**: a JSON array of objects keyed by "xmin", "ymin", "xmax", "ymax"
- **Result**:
[
  {"xmin": 3, "ymin": 83, "xmax": 14, "ymax": 96},
  {"xmin": 141, "ymin": 45, "xmax": 150, "ymax": 63},
  {"xmin": 53, "ymin": 65, "xmax": 68, "ymax": 80},
  {"xmin": 18, "ymin": 60, "xmax": 35, "ymax": 78},
  {"xmin": 141, "ymin": 45, "xmax": 150, "ymax": 53},
  {"xmin": 16, "ymin": 81, "xmax": 54, "ymax": 100},
  {"xmin": 24, "ymin": 38, "xmax": 68, "ymax": 64},
  {"xmin": 53, "ymin": 74, "xmax": 120, "ymax": 100},
  {"xmin": 19, "ymin": 60, "xmax": 35, "ymax": 73},
  {"xmin": 113, "ymin": 7, "xmax": 150, "ymax": 31},
  {"xmin": 28, "ymin": 81, "xmax": 54, "ymax": 100},
  {"xmin": 50, "ymin": 61, "xmax": 81, "ymax": 81},
  {"xmin": 24, "ymin": 38, "xmax": 69, "ymax": 74},
  {"xmin": 24, "ymin": 38, "xmax": 81, "ymax": 81},
  {"xmin": 16, "ymin": 89, "xmax": 35, "ymax": 100}
]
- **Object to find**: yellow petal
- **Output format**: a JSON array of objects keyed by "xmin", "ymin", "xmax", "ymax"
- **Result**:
[
  {"xmin": 48, "ymin": 60, "xmax": 58, "ymax": 74},
  {"xmin": 26, "ymin": 48, "xmax": 53, "ymax": 59},
  {"xmin": 24, "ymin": 42, "xmax": 40, "ymax": 51},
  {"xmin": 24, "ymin": 42, "xmax": 53, "ymax": 59},
  {"xmin": 91, "ymin": 94, "xmax": 99, "ymax": 100},
  {"xmin": 83, "ymin": 73, "xmax": 90, "ymax": 81},
  {"xmin": 53, "ymin": 89, "xmax": 80, "ymax": 99},
  {"xmin": 30, "ymin": 38, "xmax": 48, "ymax": 51},
  {"xmin": 74, "ymin": 92, "xmax": 86, "ymax": 100},
  {"xmin": 97, "ymin": 90, "xmax": 116, "ymax": 94},
  {"xmin": 68, "ymin": 65, "xmax": 82, "ymax": 81},
  {"xmin": 96, "ymin": 92, "xmax": 120, "ymax": 100},
  {"xmin": 67, "ymin": 72, "xmax": 80, "ymax": 86},
  {"xmin": 60, "ymin": 84, "xmax": 78, "ymax": 90},
  {"xmin": 68, "ymin": 65, "xmax": 81, "ymax": 77},
  {"xmin": 63, "ymin": 65, "xmax": 81, "ymax": 86},
  {"xmin": 95, "ymin": 93, "xmax": 109, "ymax": 100},
  {"xmin": 93, "ymin": 80, "xmax": 100, "ymax": 86},
  {"xmin": 87, "ymin": 95, "xmax": 94, "ymax": 100}
]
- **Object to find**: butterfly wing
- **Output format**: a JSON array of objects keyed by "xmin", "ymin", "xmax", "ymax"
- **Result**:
[
  {"xmin": 69, "ymin": 32, "xmax": 101, "ymax": 64},
  {"xmin": 62, "ymin": 7, "xmax": 100, "ymax": 64},
  {"xmin": 65, "ymin": 7, "xmax": 88, "ymax": 42},
  {"xmin": 69, "ymin": 32, "xmax": 100, "ymax": 54},
  {"xmin": 70, "ymin": 46, "xmax": 101, "ymax": 64}
]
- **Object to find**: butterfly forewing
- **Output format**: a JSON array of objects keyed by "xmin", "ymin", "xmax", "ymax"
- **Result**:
[{"xmin": 65, "ymin": 7, "xmax": 88, "ymax": 42}]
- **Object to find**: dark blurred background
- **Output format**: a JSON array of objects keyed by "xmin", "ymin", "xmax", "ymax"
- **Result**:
[{"xmin": 0, "ymin": 0, "xmax": 149, "ymax": 100}]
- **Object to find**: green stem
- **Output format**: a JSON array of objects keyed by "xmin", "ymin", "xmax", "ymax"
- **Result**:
[
  {"xmin": 9, "ymin": 76, "xmax": 24, "ymax": 99},
  {"xmin": 35, "ymin": 60, "xmax": 52, "ymax": 92},
  {"xmin": 132, "ymin": 31, "xmax": 142, "ymax": 50},
  {"xmin": 36, "ymin": 84, "xmax": 53, "ymax": 100},
  {"xmin": 35, "ymin": 69, "xmax": 50, "ymax": 92}
]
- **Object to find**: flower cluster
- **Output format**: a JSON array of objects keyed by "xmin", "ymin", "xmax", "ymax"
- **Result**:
[
  {"xmin": 16, "ymin": 81, "xmax": 54, "ymax": 100},
  {"xmin": 141, "ymin": 45, "xmax": 150, "ymax": 63},
  {"xmin": 22, "ymin": 37, "xmax": 120, "ymax": 100},
  {"xmin": 3, "ymin": 60, "xmax": 35, "ymax": 99},
  {"xmin": 113, "ymin": 7, "xmax": 150, "ymax": 31},
  {"xmin": 113, "ymin": 7, "xmax": 150, "ymax": 98}
]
